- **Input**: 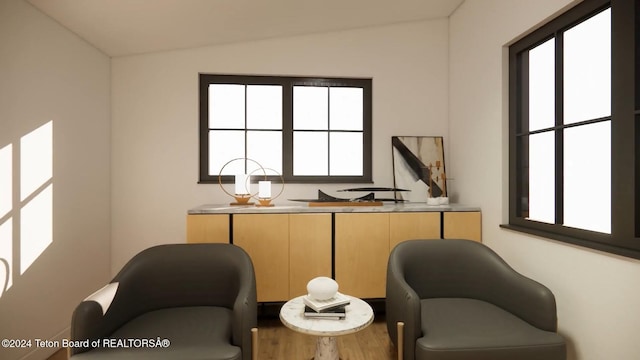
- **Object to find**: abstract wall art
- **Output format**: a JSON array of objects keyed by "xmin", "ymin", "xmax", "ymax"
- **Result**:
[{"xmin": 391, "ymin": 136, "xmax": 447, "ymax": 203}]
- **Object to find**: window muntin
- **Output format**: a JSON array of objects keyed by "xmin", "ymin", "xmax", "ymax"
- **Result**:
[
  {"xmin": 506, "ymin": 0, "xmax": 640, "ymax": 258},
  {"xmin": 291, "ymin": 85, "xmax": 365, "ymax": 177},
  {"xmin": 519, "ymin": 7, "xmax": 612, "ymax": 232},
  {"xmin": 199, "ymin": 75, "xmax": 372, "ymax": 183}
]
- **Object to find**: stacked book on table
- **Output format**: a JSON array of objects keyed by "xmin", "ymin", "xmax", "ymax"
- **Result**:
[{"xmin": 303, "ymin": 292, "xmax": 350, "ymax": 320}]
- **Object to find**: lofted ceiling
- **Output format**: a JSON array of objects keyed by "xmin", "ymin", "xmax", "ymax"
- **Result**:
[{"xmin": 26, "ymin": 0, "xmax": 464, "ymax": 57}]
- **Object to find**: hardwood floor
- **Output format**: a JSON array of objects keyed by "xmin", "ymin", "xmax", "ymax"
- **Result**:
[
  {"xmin": 258, "ymin": 315, "xmax": 396, "ymax": 360},
  {"xmin": 48, "ymin": 315, "xmax": 397, "ymax": 360},
  {"xmin": 47, "ymin": 348, "xmax": 67, "ymax": 360}
]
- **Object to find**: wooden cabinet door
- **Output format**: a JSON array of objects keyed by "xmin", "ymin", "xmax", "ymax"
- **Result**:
[
  {"xmin": 233, "ymin": 214, "xmax": 289, "ymax": 302},
  {"xmin": 335, "ymin": 213, "xmax": 389, "ymax": 299},
  {"xmin": 443, "ymin": 211, "xmax": 482, "ymax": 242},
  {"xmin": 389, "ymin": 212, "xmax": 441, "ymax": 251},
  {"xmin": 289, "ymin": 214, "xmax": 332, "ymax": 298},
  {"xmin": 186, "ymin": 214, "xmax": 229, "ymax": 243}
]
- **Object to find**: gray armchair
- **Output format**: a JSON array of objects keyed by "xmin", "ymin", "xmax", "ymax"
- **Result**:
[
  {"xmin": 386, "ymin": 239, "xmax": 566, "ymax": 360},
  {"xmin": 70, "ymin": 243, "xmax": 257, "ymax": 360}
]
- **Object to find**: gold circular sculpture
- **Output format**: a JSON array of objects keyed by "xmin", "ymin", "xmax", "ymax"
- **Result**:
[
  {"xmin": 218, "ymin": 158, "xmax": 284, "ymax": 206},
  {"xmin": 218, "ymin": 157, "xmax": 265, "ymax": 205},
  {"xmin": 247, "ymin": 167, "xmax": 285, "ymax": 207}
]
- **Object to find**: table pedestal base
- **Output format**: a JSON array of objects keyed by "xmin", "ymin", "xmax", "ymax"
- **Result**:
[{"xmin": 315, "ymin": 336, "xmax": 339, "ymax": 360}]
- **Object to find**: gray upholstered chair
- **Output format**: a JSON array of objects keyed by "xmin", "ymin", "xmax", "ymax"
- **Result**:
[
  {"xmin": 386, "ymin": 239, "xmax": 566, "ymax": 360},
  {"xmin": 70, "ymin": 243, "xmax": 257, "ymax": 360}
]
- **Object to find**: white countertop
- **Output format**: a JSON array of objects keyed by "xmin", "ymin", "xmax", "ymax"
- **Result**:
[{"xmin": 188, "ymin": 202, "xmax": 480, "ymax": 214}]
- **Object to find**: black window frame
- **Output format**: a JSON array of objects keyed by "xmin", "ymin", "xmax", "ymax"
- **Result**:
[
  {"xmin": 505, "ymin": 0, "xmax": 640, "ymax": 259},
  {"xmin": 199, "ymin": 74, "xmax": 373, "ymax": 184}
]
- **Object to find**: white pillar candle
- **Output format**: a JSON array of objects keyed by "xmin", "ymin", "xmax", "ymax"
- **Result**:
[
  {"xmin": 259, "ymin": 181, "xmax": 271, "ymax": 199},
  {"xmin": 234, "ymin": 174, "xmax": 249, "ymax": 195}
]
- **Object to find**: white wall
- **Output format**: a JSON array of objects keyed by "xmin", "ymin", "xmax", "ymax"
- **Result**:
[
  {"xmin": 0, "ymin": 0, "xmax": 111, "ymax": 359},
  {"xmin": 111, "ymin": 20, "xmax": 450, "ymax": 273},
  {"xmin": 3, "ymin": 1, "xmax": 635, "ymax": 358},
  {"xmin": 449, "ymin": 1, "xmax": 640, "ymax": 359}
]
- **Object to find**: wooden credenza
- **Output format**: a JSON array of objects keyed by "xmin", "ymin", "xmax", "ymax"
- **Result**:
[{"xmin": 187, "ymin": 204, "xmax": 481, "ymax": 301}]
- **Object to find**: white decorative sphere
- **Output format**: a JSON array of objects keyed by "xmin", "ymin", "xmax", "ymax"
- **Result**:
[{"xmin": 306, "ymin": 276, "xmax": 339, "ymax": 300}]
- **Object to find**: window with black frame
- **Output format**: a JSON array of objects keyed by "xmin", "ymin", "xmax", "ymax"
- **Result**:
[
  {"xmin": 199, "ymin": 74, "xmax": 372, "ymax": 184},
  {"xmin": 506, "ymin": 0, "xmax": 640, "ymax": 259}
]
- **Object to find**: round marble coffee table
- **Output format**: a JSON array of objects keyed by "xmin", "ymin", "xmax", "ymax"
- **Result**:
[{"xmin": 279, "ymin": 294, "xmax": 374, "ymax": 360}]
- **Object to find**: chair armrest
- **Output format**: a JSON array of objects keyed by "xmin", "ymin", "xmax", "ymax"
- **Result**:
[
  {"xmin": 496, "ymin": 272, "xmax": 558, "ymax": 332},
  {"xmin": 69, "ymin": 283, "xmax": 119, "ymax": 356},
  {"xmin": 84, "ymin": 282, "xmax": 119, "ymax": 315},
  {"xmin": 386, "ymin": 259, "xmax": 421, "ymax": 360}
]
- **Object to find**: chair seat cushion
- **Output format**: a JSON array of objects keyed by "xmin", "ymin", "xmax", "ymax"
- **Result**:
[
  {"xmin": 416, "ymin": 298, "xmax": 565, "ymax": 360},
  {"xmin": 71, "ymin": 306, "xmax": 241, "ymax": 360}
]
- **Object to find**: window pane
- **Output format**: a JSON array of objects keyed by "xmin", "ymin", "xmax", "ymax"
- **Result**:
[
  {"xmin": 564, "ymin": 121, "xmax": 611, "ymax": 233},
  {"xmin": 330, "ymin": 132, "xmax": 363, "ymax": 176},
  {"xmin": 563, "ymin": 8, "xmax": 611, "ymax": 124},
  {"xmin": 247, "ymin": 85, "xmax": 282, "ymax": 130},
  {"xmin": 528, "ymin": 132, "xmax": 555, "ymax": 224},
  {"xmin": 529, "ymin": 38, "xmax": 555, "ymax": 131},
  {"xmin": 293, "ymin": 86, "xmax": 328, "ymax": 130},
  {"xmin": 330, "ymin": 87, "xmax": 363, "ymax": 131},
  {"xmin": 209, "ymin": 84, "xmax": 245, "ymax": 129},
  {"xmin": 247, "ymin": 131, "xmax": 282, "ymax": 174},
  {"xmin": 293, "ymin": 132, "xmax": 328, "ymax": 176},
  {"xmin": 209, "ymin": 130, "xmax": 245, "ymax": 176}
]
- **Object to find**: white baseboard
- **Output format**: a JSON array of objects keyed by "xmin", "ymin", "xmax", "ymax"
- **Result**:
[{"xmin": 18, "ymin": 326, "xmax": 70, "ymax": 360}]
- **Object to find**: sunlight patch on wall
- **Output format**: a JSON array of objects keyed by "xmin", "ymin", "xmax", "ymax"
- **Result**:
[
  {"xmin": 20, "ymin": 184, "xmax": 53, "ymax": 274},
  {"xmin": 0, "ymin": 144, "xmax": 11, "ymax": 218},
  {"xmin": 0, "ymin": 221, "xmax": 12, "ymax": 295},
  {"xmin": 20, "ymin": 122, "xmax": 52, "ymax": 201},
  {"xmin": 0, "ymin": 144, "xmax": 12, "ymax": 297},
  {"xmin": 19, "ymin": 121, "xmax": 53, "ymax": 275},
  {"xmin": 0, "ymin": 121, "xmax": 54, "ymax": 298}
]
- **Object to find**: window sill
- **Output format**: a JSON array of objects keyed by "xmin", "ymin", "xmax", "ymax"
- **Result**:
[{"xmin": 499, "ymin": 224, "xmax": 640, "ymax": 260}]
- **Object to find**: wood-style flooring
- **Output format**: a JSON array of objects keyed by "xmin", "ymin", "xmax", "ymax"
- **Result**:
[
  {"xmin": 258, "ymin": 315, "xmax": 396, "ymax": 360},
  {"xmin": 48, "ymin": 315, "xmax": 397, "ymax": 360}
]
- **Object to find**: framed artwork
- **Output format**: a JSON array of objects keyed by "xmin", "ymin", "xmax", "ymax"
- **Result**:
[{"xmin": 392, "ymin": 136, "xmax": 447, "ymax": 202}]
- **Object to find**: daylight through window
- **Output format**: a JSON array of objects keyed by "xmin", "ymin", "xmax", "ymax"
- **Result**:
[{"xmin": 199, "ymin": 75, "xmax": 372, "ymax": 183}]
